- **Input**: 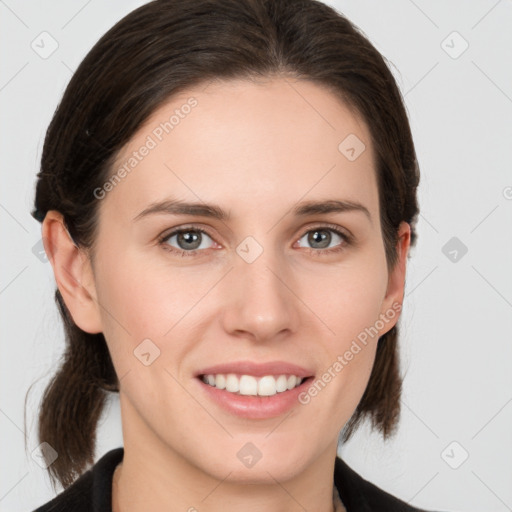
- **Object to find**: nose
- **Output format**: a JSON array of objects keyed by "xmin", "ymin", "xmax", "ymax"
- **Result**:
[{"xmin": 220, "ymin": 245, "xmax": 300, "ymax": 343}]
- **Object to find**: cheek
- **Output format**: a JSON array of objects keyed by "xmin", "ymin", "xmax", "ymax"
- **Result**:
[
  {"xmin": 299, "ymin": 266, "xmax": 384, "ymax": 427},
  {"xmin": 302, "ymin": 254, "xmax": 389, "ymax": 344},
  {"xmin": 95, "ymin": 248, "xmax": 193, "ymax": 327},
  {"xmin": 93, "ymin": 251, "xmax": 215, "ymax": 366},
  {"xmin": 297, "ymin": 249, "xmax": 388, "ymax": 409}
]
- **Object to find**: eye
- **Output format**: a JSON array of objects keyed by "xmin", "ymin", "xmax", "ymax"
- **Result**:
[
  {"xmin": 158, "ymin": 227, "xmax": 216, "ymax": 257},
  {"xmin": 157, "ymin": 224, "xmax": 352, "ymax": 258},
  {"xmin": 295, "ymin": 225, "xmax": 351, "ymax": 255}
]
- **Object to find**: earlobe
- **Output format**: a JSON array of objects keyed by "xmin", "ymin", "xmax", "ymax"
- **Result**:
[
  {"xmin": 42, "ymin": 210, "xmax": 103, "ymax": 334},
  {"xmin": 379, "ymin": 221, "xmax": 411, "ymax": 335}
]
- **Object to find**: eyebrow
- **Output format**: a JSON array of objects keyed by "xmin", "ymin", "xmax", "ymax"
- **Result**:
[{"xmin": 133, "ymin": 198, "xmax": 372, "ymax": 223}]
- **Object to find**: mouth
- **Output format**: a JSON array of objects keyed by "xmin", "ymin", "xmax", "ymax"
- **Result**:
[{"xmin": 194, "ymin": 361, "xmax": 315, "ymax": 419}]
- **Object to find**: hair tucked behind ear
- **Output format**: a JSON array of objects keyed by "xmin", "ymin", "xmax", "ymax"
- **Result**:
[{"xmin": 27, "ymin": 0, "xmax": 419, "ymax": 490}]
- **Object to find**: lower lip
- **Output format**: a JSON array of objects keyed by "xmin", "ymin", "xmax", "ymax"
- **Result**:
[{"xmin": 196, "ymin": 376, "xmax": 314, "ymax": 419}]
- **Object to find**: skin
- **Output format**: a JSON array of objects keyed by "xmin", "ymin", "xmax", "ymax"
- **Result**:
[{"xmin": 43, "ymin": 76, "xmax": 410, "ymax": 512}]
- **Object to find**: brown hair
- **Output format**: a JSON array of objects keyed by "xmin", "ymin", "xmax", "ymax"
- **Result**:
[{"xmin": 27, "ymin": 0, "xmax": 419, "ymax": 491}]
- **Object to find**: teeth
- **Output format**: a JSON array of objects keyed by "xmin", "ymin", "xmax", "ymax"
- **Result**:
[
  {"xmin": 201, "ymin": 373, "xmax": 304, "ymax": 396},
  {"xmin": 214, "ymin": 374, "xmax": 226, "ymax": 389}
]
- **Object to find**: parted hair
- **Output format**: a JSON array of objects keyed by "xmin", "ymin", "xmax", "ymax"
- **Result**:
[{"xmin": 27, "ymin": 0, "xmax": 420, "ymax": 491}]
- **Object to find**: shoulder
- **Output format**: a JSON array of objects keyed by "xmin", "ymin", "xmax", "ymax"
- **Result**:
[
  {"xmin": 334, "ymin": 456, "xmax": 445, "ymax": 512},
  {"xmin": 31, "ymin": 471, "xmax": 93, "ymax": 512},
  {"xmin": 32, "ymin": 447, "xmax": 124, "ymax": 512}
]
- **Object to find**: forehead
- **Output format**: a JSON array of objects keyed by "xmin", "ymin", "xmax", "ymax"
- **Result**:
[{"xmin": 99, "ymin": 77, "xmax": 378, "ymax": 226}]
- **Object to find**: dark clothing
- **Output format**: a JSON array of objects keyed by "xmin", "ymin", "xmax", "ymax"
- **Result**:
[{"xmin": 33, "ymin": 447, "xmax": 442, "ymax": 511}]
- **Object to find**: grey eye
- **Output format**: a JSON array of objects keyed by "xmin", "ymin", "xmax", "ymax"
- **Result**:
[{"xmin": 163, "ymin": 229, "xmax": 214, "ymax": 251}]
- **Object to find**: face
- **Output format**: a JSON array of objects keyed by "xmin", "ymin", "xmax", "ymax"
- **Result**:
[{"xmin": 48, "ymin": 76, "xmax": 409, "ymax": 484}]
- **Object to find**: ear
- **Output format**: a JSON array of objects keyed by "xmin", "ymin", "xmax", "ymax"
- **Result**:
[
  {"xmin": 378, "ymin": 221, "xmax": 411, "ymax": 335},
  {"xmin": 41, "ymin": 210, "xmax": 103, "ymax": 334}
]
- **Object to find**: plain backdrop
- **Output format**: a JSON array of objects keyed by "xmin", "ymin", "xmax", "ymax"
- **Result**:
[{"xmin": 1, "ymin": 1, "xmax": 511, "ymax": 511}]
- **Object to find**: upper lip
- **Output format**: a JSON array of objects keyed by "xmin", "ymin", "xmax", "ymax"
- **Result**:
[{"xmin": 196, "ymin": 360, "xmax": 314, "ymax": 378}]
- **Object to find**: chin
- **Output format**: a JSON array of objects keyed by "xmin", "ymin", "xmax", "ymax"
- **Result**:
[{"xmin": 198, "ymin": 444, "xmax": 312, "ymax": 484}]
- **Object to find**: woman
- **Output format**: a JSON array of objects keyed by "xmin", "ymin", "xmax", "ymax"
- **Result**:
[{"xmin": 29, "ymin": 0, "xmax": 446, "ymax": 510}]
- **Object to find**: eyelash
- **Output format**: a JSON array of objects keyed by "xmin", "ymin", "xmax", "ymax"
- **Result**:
[{"xmin": 157, "ymin": 224, "xmax": 353, "ymax": 258}]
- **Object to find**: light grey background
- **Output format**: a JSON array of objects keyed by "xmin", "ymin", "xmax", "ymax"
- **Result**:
[{"xmin": 1, "ymin": 1, "xmax": 511, "ymax": 511}]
